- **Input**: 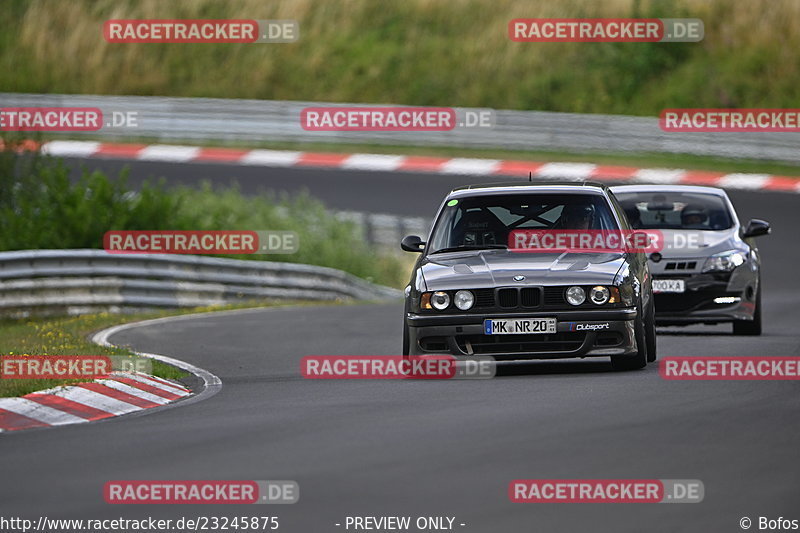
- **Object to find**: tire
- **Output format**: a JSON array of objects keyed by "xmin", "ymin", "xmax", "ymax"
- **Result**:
[
  {"xmin": 733, "ymin": 286, "xmax": 762, "ymax": 336},
  {"xmin": 402, "ymin": 324, "xmax": 410, "ymax": 356},
  {"xmin": 645, "ymin": 300, "xmax": 657, "ymax": 363},
  {"xmin": 611, "ymin": 303, "xmax": 648, "ymax": 371}
]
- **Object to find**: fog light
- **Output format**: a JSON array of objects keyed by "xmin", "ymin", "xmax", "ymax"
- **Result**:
[
  {"xmin": 713, "ymin": 296, "xmax": 740, "ymax": 304},
  {"xmin": 590, "ymin": 286, "xmax": 610, "ymax": 305},
  {"xmin": 566, "ymin": 286, "xmax": 586, "ymax": 306},
  {"xmin": 431, "ymin": 291, "xmax": 451, "ymax": 310},
  {"xmin": 454, "ymin": 290, "xmax": 474, "ymax": 310}
]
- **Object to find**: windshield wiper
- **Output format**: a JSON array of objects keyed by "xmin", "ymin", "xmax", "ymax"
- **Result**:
[{"xmin": 430, "ymin": 244, "xmax": 508, "ymax": 254}]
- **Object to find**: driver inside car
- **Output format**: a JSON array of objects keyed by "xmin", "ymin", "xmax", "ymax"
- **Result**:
[
  {"xmin": 451, "ymin": 209, "xmax": 508, "ymax": 246},
  {"xmin": 557, "ymin": 204, "xmax": 595, "ymax": 230},
  {"xmin": 680, "ymin": 205, "xmax": 709, "ymax": 228}
]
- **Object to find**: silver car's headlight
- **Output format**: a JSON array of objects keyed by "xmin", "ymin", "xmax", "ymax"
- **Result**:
[
  {"xmin": 453, "ymin": 290, "xmax": 474, "ymax": 310},
  {"xmin": 702, "ymin": 250, "xmax": 746, "ymax": 273}
]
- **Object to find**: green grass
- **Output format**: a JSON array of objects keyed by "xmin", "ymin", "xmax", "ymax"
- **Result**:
[
  {"xmin": 0, "ymin": 300, "xmax": 333, "ymax": 397},
  {"xmin": 1, "ymin": 0, "xmax": 798, "ymax": 115},
  {"xmin": 0, "ymin": 312, "xmax": 188, "ymax": 397}
]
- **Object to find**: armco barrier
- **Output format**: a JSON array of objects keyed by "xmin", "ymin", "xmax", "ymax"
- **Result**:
[
  {"xmin": 0, "ymin": 250, "xmax": 401, "ymax": 317},
  {"xmin": 2, "ymin": 93, "xmax": 799, "ymax": 162}
]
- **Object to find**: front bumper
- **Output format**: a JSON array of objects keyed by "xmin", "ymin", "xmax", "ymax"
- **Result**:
[
  {"xmin": 652, "ymin": 270, "xmax": 757, "ymax": 325},
  {"xmin": 406, "ymin": 308, "xmax": 638, "ymax": 360}
]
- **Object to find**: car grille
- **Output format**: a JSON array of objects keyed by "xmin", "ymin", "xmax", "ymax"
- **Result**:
[
  {"xmin": 664, "ymin": 261, "xmax": 697, "ymax": 271},
  {"xmin": 479, "ymin": 287, "xmax": 544, "ymax": 309},
  {"xmin": 520, "ymin": 288, "xmax": 540, "ymax": 307},
  {"xmin": 456, "ymin": 332, "xmax": 585, "ymax": 355},
  {"xmin": 474, "ymin": 289, "xmax": 495, "ymax": 308},
  {"xmin": 441, "ymin": 286, "xmax": 617, "ymax": 312},
  {"xmin": 543, "ymin": 287, "xmax": 566, "ymax": 306},
  {"xmin": 497, "ymin": 288, "xmax": 518, "ymax": 308}
]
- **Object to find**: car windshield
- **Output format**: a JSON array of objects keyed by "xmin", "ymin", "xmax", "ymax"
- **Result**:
[
  {"xmin": 614, "ymin": 191, "xmax": 733, "ymax": 231},
  {"xmin": 427, "ymin": 193, "xmax": 619, "ymax": 254}
]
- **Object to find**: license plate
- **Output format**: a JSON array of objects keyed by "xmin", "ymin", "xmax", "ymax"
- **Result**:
[
  {"xmin": 484, "ymin": 318, "xmax": 556, "ymax": 335},
  {"xmin": 653, "ymin": 279, "xmax": 685, "ymax": 293}
]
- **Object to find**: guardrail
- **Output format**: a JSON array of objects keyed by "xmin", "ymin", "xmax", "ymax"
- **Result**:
[
  {"xmin": 0, "ymin": 250, "xmax": 402, "ymax": 317},
  {"xmin": 336, "ymin": 211, "xmax": 430, "ymax": 250},
  {"xmin": 2, "ymin": 93, "xmax": 799, "ymax": 163}
]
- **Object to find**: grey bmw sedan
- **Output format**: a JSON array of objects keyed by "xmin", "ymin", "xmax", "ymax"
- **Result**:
[{"xmin": 401, "ymin": 182, "xmax": 656, "ymax": 371}]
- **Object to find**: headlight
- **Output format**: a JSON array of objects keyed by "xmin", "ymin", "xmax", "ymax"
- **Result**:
[
  {"xmin": 702, "ymin": 250, "xmax": 746, "ymax": 273},
  {"xmin": 566, "ymin": 286, "xmax": 586, "ymax": 306},
  {"xmin": 590, "ymin": 286, "xmax": 610, "ymax": 305},
  {"xmin": 430, "ymin": 291, "xmax": 451, "ymax": 310},
  {"xmin": 454, "ymin": 290, "xmax": 474, "ymax": 310}
]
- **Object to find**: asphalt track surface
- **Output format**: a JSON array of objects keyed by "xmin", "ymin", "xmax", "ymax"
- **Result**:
[{"xmin": 2, "ymin": 157, "xmax": 800, "ymax": 533}]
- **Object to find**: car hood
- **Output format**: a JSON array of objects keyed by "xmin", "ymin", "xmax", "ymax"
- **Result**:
[
  {"xmin": 420, "ymin": 250, "xmax": 626, "ymax": 291},
  {"xmin": 654, "ymin": 228, "xmax": 740, "ymax": 259}
]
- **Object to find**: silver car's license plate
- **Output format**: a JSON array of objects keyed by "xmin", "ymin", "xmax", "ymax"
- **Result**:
[
  {"xmin": 653, "ymin": 279, "xmax": 685, "ymax": 293},
  {"xmin": 484, "ymin": 318, "xmax": 557, "ymax": 335}
]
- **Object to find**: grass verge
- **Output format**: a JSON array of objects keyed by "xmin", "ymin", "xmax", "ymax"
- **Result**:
[
  {"xmin": 0, "ymin": 300, "xmax": 329, "ymax": 397},
  {"xmin": 2, "ymin": 0, "xmax": 799, "ymax": 116}
]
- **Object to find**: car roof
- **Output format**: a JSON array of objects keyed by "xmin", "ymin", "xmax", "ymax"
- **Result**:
[
  {"xmin": 609, "ymin": 184, "xmax": 728, "ymax": 197},
  {"xmin": 448, "ymin": 181, "xmax": 609, "ymax": 198}
]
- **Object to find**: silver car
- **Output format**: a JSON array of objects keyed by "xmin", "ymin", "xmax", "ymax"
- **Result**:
[{"xmin": 611, "ymin": 185, "xmax": 770, "ymax": 335}]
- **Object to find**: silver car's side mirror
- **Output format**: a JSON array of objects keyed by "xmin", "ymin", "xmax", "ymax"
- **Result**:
[{"xmin": 742, "ymin": 219, "xmax": 770, "ymax": 238}]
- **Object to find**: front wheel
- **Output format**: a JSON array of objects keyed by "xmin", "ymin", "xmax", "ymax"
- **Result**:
[
  {"xmin": 402, "ymin": 324, "xmax": 410, "ymax": 356},
  {"xmin": 733, "ymin": 286, "xmax": 762, "ymax": 336},
  {"xmin": 645, "ymin": 300, "xmax": 657, "ymax": 363},
  {"xmin": 611, "ymin": 306, "xmax": 648, "ymax": 371}
]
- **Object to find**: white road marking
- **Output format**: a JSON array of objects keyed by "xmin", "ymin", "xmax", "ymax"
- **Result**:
[
  {"xmin": 718, "ymin": 174, "xmax": 771, "ymax": 190},
  {"xmin": 137, "ymin": 144, "xmax": 201, "ymax": 162},
  {"xmin": 95, "ymin": 380, "xmax": 171, "ymax": 405},
  {"xmin": 114, "ymin": 372, "xmax": 190, "ymax": 395},
  {"xmin": 341, "ymin": 154, "xmax": 405, "ymax": 171},
  {"xmin": 41, "ymin": 140, "xmax": 100, "ymax": 157},
  {"xmin": 535, "ymin": 162, "xmax": 597, "ymax": 180},
  {"xmin": 633, "ymin": 168, "xmax": 687, "ymax": 184},
  {"xmin": 441, "ymin": 158, "xmax": 501, "ymax": 175},
  {"xmin": 239, "ymin": 149, "xmax": 302, "ymax": 166},
  {"xmin": 0, "ymin": 398, "xmax": 87, "ymax": 425},
  {"xmin": 37, "ymin": 386, "xmax": 139, "ymax": 416}
]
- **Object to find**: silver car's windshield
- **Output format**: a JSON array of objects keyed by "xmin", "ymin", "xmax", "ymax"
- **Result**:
[
  {"xmin": 428, "ymin": 193, "xmax": 619, "ymax": 254},
  {"xmin": 614, "ymin": 191, "xmax": 733, "ymax": 231}
]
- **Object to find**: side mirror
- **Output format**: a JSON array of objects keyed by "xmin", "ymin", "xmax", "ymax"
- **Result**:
[
  {"xmin": 401, "ymin": 235, "xmax": 425, "ymax": 253},
  {"xmin": 742, "ymin": 219, "xmax": 770, "ymax": 238}
]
